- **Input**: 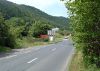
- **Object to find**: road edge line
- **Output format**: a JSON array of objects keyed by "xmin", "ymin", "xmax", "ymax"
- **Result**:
[{"xmin": 64, "ymin": 48, "xmax": 75, "ymax": 71}]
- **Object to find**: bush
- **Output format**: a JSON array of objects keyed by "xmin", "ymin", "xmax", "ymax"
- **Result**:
[
  {"xmin": 43, "ymin": 38, "xmax": 49, "ymax": 42},
  {"xmin": 66, "ymin": 0, "xmax": 100, "ymax": 67}
]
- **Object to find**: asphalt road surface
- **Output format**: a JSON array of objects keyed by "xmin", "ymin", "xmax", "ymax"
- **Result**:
[{"xmin": 0, "ymin": 39, "xmax": 74, "ymax": 71}]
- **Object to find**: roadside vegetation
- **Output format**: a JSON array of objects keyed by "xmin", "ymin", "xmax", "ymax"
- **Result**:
[
  {"xmin": 0, "ymin": 0, "xmax": 70, "ymax": 52},
  {"xmin": 69, "ymin": 51, "xmax": 100, "ymax": 71},
  {"xmin": 64, "ymin": 0, "xmax": 100, "ymax": 70},
  {"xmin": 0, "ymin": 46, "xmax": 11, "ymax": 52},
  {"xmin": 0, "ymin": 13, "xmax": 52, "ymax": 49},
  {"xmin": 0, "ymin": 11, "xmax": 68, "ymax": 52}
]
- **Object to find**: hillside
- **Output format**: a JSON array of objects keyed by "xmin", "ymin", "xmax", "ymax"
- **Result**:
[{"xmin": 0, "ymin": 0, "xmax": 69, "ymax": 30}]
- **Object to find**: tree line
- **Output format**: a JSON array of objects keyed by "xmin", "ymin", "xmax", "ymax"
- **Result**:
[
  {"xmin": 66, "ymin": 0, "xmax": 100, "ymax": 68},
  {"xmin": 0, "ymin": 13, "xmax": 52, "ymax": 49},
  {"xmin": 0, "ymin": 0, "xmax": 69, "ymax": 49}
]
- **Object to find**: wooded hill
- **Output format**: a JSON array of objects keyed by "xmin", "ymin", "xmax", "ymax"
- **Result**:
[
  {"xmin": 0, "ymin": 0, "xmax": 69, "ymax": 30},
  {"xmin": 0, "ymin": 0, "xmax": 69, "ymax": 49}
]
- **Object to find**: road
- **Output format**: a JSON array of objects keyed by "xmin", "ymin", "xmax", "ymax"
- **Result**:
[{"xmin": 0, "ymin": 39, "xmax": 74, "ymax": 71}]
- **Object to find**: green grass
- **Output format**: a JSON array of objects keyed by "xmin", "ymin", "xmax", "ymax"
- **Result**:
[
  {"xmin": 69, "ymin": 51, "xmax": 100, "ymax": 71},
  {"xmin": 0, "ymin": 36, "xmax": 64, "ymax": 52},
  {"xmin": 0, "ymin": 46, "xmax": 11, "ymax": 52},
  {"xmin": 16, "ymin": 37, "xmax": 63, "ymax": 48},
  {"xmin": 15, "ymin": 37, "xmax": 49, "ymax": 48},
  {"xmin": 47, "ymin": 37, "xmax": 63, "ymax": 44},
  {"xmin": 0, "ymin": 33, "xmax": 64, "ymax": 53}
]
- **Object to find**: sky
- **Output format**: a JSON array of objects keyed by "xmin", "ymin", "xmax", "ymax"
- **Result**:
[{"xmin": 7, "ymin": 0, "xmax": 68, "ymax": 17}]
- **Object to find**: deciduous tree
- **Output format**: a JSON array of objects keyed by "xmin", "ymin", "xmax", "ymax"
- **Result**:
[{"xmin": 66, "ymin": 0, "xmax": 100, "ymax": 67}]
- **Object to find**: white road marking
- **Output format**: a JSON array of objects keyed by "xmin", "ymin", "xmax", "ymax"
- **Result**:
[
  {"xmin": 63, "ymin": 48, "xmax": 75, "ymax": 71},
  {"xmin": 5, "ymin": 55, "xmax": 17, "ymax": 59},
  {"xmin": 52, "ymin": 48, "xmax": 56, "ymax": 51},
  {"xmin": 27, "ymin": 58, "xmax": 38, "ymax": 63}
]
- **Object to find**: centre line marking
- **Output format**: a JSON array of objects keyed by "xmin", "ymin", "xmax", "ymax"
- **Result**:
[
  {"xmin": 27, "ymin": 58, "xmax": 38, "ymax": 63},
  {"xmin": 52, "ymin": 48, "xmax": 56, "ymax": 51}
]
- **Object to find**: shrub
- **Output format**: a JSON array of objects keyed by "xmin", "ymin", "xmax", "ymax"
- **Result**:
[{"xmin": 66, "ymin": 0, "xmax": 100, "ymax": 67}]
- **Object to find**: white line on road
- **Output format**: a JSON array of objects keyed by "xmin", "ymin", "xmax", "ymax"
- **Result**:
[
  {"xmin": 52, "ymin": 48, "xmax": 56, "ymax": 51},
  {"xmin": 63, "ymin": 48, "xmax": 75, "ymax": 71},
  {"xmin": 5, "ymin": 55, "xmax": 17, "ymax": 59},
  {"xmin": 27, "ymin": 58, "xmax": 38, "ymax": 63}
]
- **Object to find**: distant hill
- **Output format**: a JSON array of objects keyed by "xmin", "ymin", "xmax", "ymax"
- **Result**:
[{"xmin": 0, "ymin": 0, "xmax": 69, "ymax": 30}]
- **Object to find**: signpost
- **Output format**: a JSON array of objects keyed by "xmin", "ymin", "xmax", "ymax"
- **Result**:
[{"xmin": 47, "ymin": 28, "xmax": 59, "ymax": 41}]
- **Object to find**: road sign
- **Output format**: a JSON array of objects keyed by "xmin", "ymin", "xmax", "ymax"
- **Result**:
[{"xmin": 47, "ymin": 28, "xmax": 59, "ymax": 41}]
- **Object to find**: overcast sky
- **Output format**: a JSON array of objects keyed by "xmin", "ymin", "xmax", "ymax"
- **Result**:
[{"xmin": 7, "ymin": 0, "xmax": 68, "ymax": 17}]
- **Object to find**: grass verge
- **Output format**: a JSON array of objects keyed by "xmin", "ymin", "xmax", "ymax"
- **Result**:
[
  {"xmin": 69, "ymin": 51, "xmax": 100, "ymax": 71},
  {"xmin": 0, "ymin": 37, "xmax": 63, "ymax": 52},
  {"xmin": 16, "ymin": 37, "xmax": 63, "ymax": 48},
  {"xmin": 0, "ymin": 46, "xmax": 11, "ymax": 52}
]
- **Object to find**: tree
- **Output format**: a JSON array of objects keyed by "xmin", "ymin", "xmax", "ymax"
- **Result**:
[
  {"xmin": 32, "ymin": 22, "xmax": 52, "ymax": 38},
  {"xmin": 5, "ymin": 17, "xmax": 25, "ymax": 38},
  {"xmin": 21, "ymin": 19, "xmax": 34, "ymax": 37},
  {"xmin": 0, "ymin": 13, "xmax": 6, "ymax": 46},
  {"xmin": 66, "ymin": 0, "xmax": 100, "ymax": 67},
  {"xmin": 0, "ymin": 13, "xmax": 16, "ymax": 48}
]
